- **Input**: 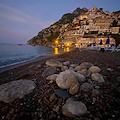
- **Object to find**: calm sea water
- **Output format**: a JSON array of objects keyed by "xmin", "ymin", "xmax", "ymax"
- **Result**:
[{"xmin": 0, "ymin": 43, "xmax": 54, "ymax": 69}]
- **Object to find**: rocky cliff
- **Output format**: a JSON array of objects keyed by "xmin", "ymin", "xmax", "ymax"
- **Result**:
[
  {"xmin": 27, "ymin": 7, "xmax": 88, "ymax": 46},
  {"xmin": 113, "ymin": 10, "xmax": 120, "ymax": 17}
]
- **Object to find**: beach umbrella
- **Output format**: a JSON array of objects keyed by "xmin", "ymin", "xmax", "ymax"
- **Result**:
[
  {"xmin": 105, "ymin": 37, "xmax": 110, "ymax": 44},
  {"xmin": 93, "ymin": 43, "xmax": 96, "ymax": 46},
  {"xmin": 89, "ymin": 43, "xmax": 92, "ymax": 47},
  {"xmin": 99, "ymin": 40, "xmax": 103, "ymax": 45},
  {"xmin": 115, "ymin": 44, "xmax": 118, "ymax": 48},
  {"xmin": 111, "ymin": 44, "xmax": 115, "ymax": 47}
]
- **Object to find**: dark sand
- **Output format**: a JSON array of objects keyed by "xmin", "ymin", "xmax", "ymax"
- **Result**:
[{"xmin": 0, "ymin": 48, "xmax": 120, "ymax": 120}]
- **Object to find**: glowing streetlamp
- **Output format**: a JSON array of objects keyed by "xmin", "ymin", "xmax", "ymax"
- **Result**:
[
  {"xmin": 67, "ymin": 43, "xmax": 70, "ymax": 47},
  {"xmin": 55, "ymin": 40, "xmax": 58, "ymax": 44}
]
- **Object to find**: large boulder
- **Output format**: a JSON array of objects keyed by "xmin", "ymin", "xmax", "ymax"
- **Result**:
[
  {"xmin": 0, "ymin": 80, "xmax": 36, "ymax": 103},
  {"xmin": 91, "ymin": 73, "xmax": 105, "ymax": 83},
  {"xmin": 46, "ymin": 59, "xmax": 62, "ymax": 67},
  {"xmin": 62, "ymin": 98, "xmax": 87, "ymax": 117},
  {"xmin": 46, "ymin": 74, "xmax": 58, "ymax": 82},
  {"xmin": 42, "ymin": 67, "xmax": 58, "ymax": 77},
  {"xmin": 56, "ymin": 70, "xmax": 77, "ymax": 89},
  {"xmin": 88, "ymin": 66, "xmax": 101, "ymax": 73}
]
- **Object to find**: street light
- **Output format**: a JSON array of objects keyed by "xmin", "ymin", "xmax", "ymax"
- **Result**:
[
  {"xmin": 55, "ymin": 40, "xmax": 58, "ymax": 44},
  {"xmin": 67, "ymin": 43, "xmax": 70, "ymax": 47}
]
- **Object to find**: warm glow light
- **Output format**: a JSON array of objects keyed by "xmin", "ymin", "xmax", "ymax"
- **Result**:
[
  {"xmin": 66, "ymin": 47, "xmax": 70, "ymax": 52},
  {"xmin": 75, "ymin": 43, "xmax": 78, "ymax": 46},
  {"xmin": 55, "ymin": 40, "xmax": 58, "ymax": 44},
  {"xmin": 64, "ymin": 47, "xmax": 66, "ymax": 52},
  {"xmin": 67, "ymin": 43, "xmax": 70, "ymax": 46},
  {"xmin": 54, "ymin": 47, "xmax": 59, "ymax": 54}
]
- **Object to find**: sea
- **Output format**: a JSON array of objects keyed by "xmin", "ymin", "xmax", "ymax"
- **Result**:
[{"xmin": 0, "ymin": 43, "xmax": 55, "ymax": 70}]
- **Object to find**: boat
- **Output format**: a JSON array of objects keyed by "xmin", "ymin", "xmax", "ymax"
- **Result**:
[{"xmin": 18, "ymin": 44, "xmax": 22, "ymax": 46}]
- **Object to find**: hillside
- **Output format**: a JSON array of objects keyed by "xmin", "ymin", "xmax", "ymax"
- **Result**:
[
  {"xmin": 27, "ymin": 7, "xmax": 88, "ymax": 46},
  {"xmin": 27, "ymin": 7, "xmax": 120, "ymax": 46}
]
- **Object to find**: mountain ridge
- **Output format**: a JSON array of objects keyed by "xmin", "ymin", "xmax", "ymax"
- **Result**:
[{"xmin": 27, "ymin": 7, "xmax": 88, "ymax": 46}]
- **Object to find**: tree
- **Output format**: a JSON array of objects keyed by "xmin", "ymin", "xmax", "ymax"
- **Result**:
[
  {"xmin": 99, "ymin": 8, "xmax": 103, "ymax": 11},
  {"xmin": 111, "ymin": 20, "xmax": 118, "ymax": 27}
]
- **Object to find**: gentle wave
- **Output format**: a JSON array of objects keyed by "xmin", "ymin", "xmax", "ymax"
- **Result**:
[
  {"xmin": 0, "ymin": 54, "xmax": 52, "ymax": 69},
  {"xmin": 0, "ymin": 43, "xmax": 54, "ymax": 69}
]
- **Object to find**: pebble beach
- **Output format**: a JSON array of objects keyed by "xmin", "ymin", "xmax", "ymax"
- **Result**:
[{"xmin": 0, "ymin": 48, "xmax": 120, "ymax": 120}]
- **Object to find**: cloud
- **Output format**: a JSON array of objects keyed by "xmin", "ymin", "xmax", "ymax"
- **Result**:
[
  {"xmin": 0, "ymin": 3, "xmax": 54, "ymax": 43},
  {"xmin": 0, "ymin": 3, "xmax": 30, "ymax": 23},
  {"xmin": 0, "ymin": 3, "xmax": 53, "ymax": 28}
]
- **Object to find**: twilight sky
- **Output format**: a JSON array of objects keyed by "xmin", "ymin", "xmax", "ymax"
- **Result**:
[{"xmin": 0, "ymin": 0, "xmax": 120, "ymax": 44}]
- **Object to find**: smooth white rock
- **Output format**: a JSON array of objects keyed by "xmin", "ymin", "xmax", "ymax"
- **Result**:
[{"xmin": 56, "ymin": 70, "xmax": 77, "ymax": 89}]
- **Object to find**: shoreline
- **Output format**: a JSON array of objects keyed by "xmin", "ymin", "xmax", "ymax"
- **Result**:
[
  {"xmin": 0, "ymin": 47, "xmax": 75, "ymax": 74},
  {"xmin": 0, "ymin": 48, "xmax": 76, "ymax": 84},
  {"xmin": 0, "ymin": 55, "xmax": 51, "ymax": 73},
  {"xmin": 0, "ymin": 48, "xmax": 120, "ymax": 83}
]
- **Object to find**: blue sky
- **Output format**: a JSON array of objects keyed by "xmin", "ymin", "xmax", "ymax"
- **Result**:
[{"xmin": 0, "ymin": 0, "xmax": 120, "ymax": 44}]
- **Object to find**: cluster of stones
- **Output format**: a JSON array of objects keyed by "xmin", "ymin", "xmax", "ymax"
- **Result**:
[
  {"xmin": 0, "ymin": 59, "xmax": 106, "ymax": 118},
  {"xmin": 43, "ymin": 59, "xmax": 105, "ymax": 117}
]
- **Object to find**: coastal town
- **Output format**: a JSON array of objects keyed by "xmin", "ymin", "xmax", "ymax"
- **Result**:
[
  {"xmin": 28, "ymin": 6, "xmax": 120, "ymax": 50},
  {"xmin": 58, "ymin": 6, "xmax": 119, "ymax": 48}
]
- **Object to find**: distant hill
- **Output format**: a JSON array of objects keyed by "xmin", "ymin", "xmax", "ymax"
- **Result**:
[{"xmin": 27, "ymin": 7, "xmax": 88, "ymax": 46}]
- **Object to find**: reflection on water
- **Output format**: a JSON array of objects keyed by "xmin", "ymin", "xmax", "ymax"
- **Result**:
[
  {"xmin": 54, "ymin": 47, "xmax": 70, "ymax": 55},
  {"xmin": 54, "ymin": 47, "xmax": 59, "ymax": 54},
  {"xmin": 64, "ymin": 47, "xmax": 70, "ymax": 52},
  {"xmin": 66, "ymin": 47, "xmax": 70, "ymax": 52}
]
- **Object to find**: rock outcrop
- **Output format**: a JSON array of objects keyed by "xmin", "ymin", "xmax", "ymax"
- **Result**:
[{"xmin": 27, "ymin": 8, "xmax": 88, "ymax": 46}]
